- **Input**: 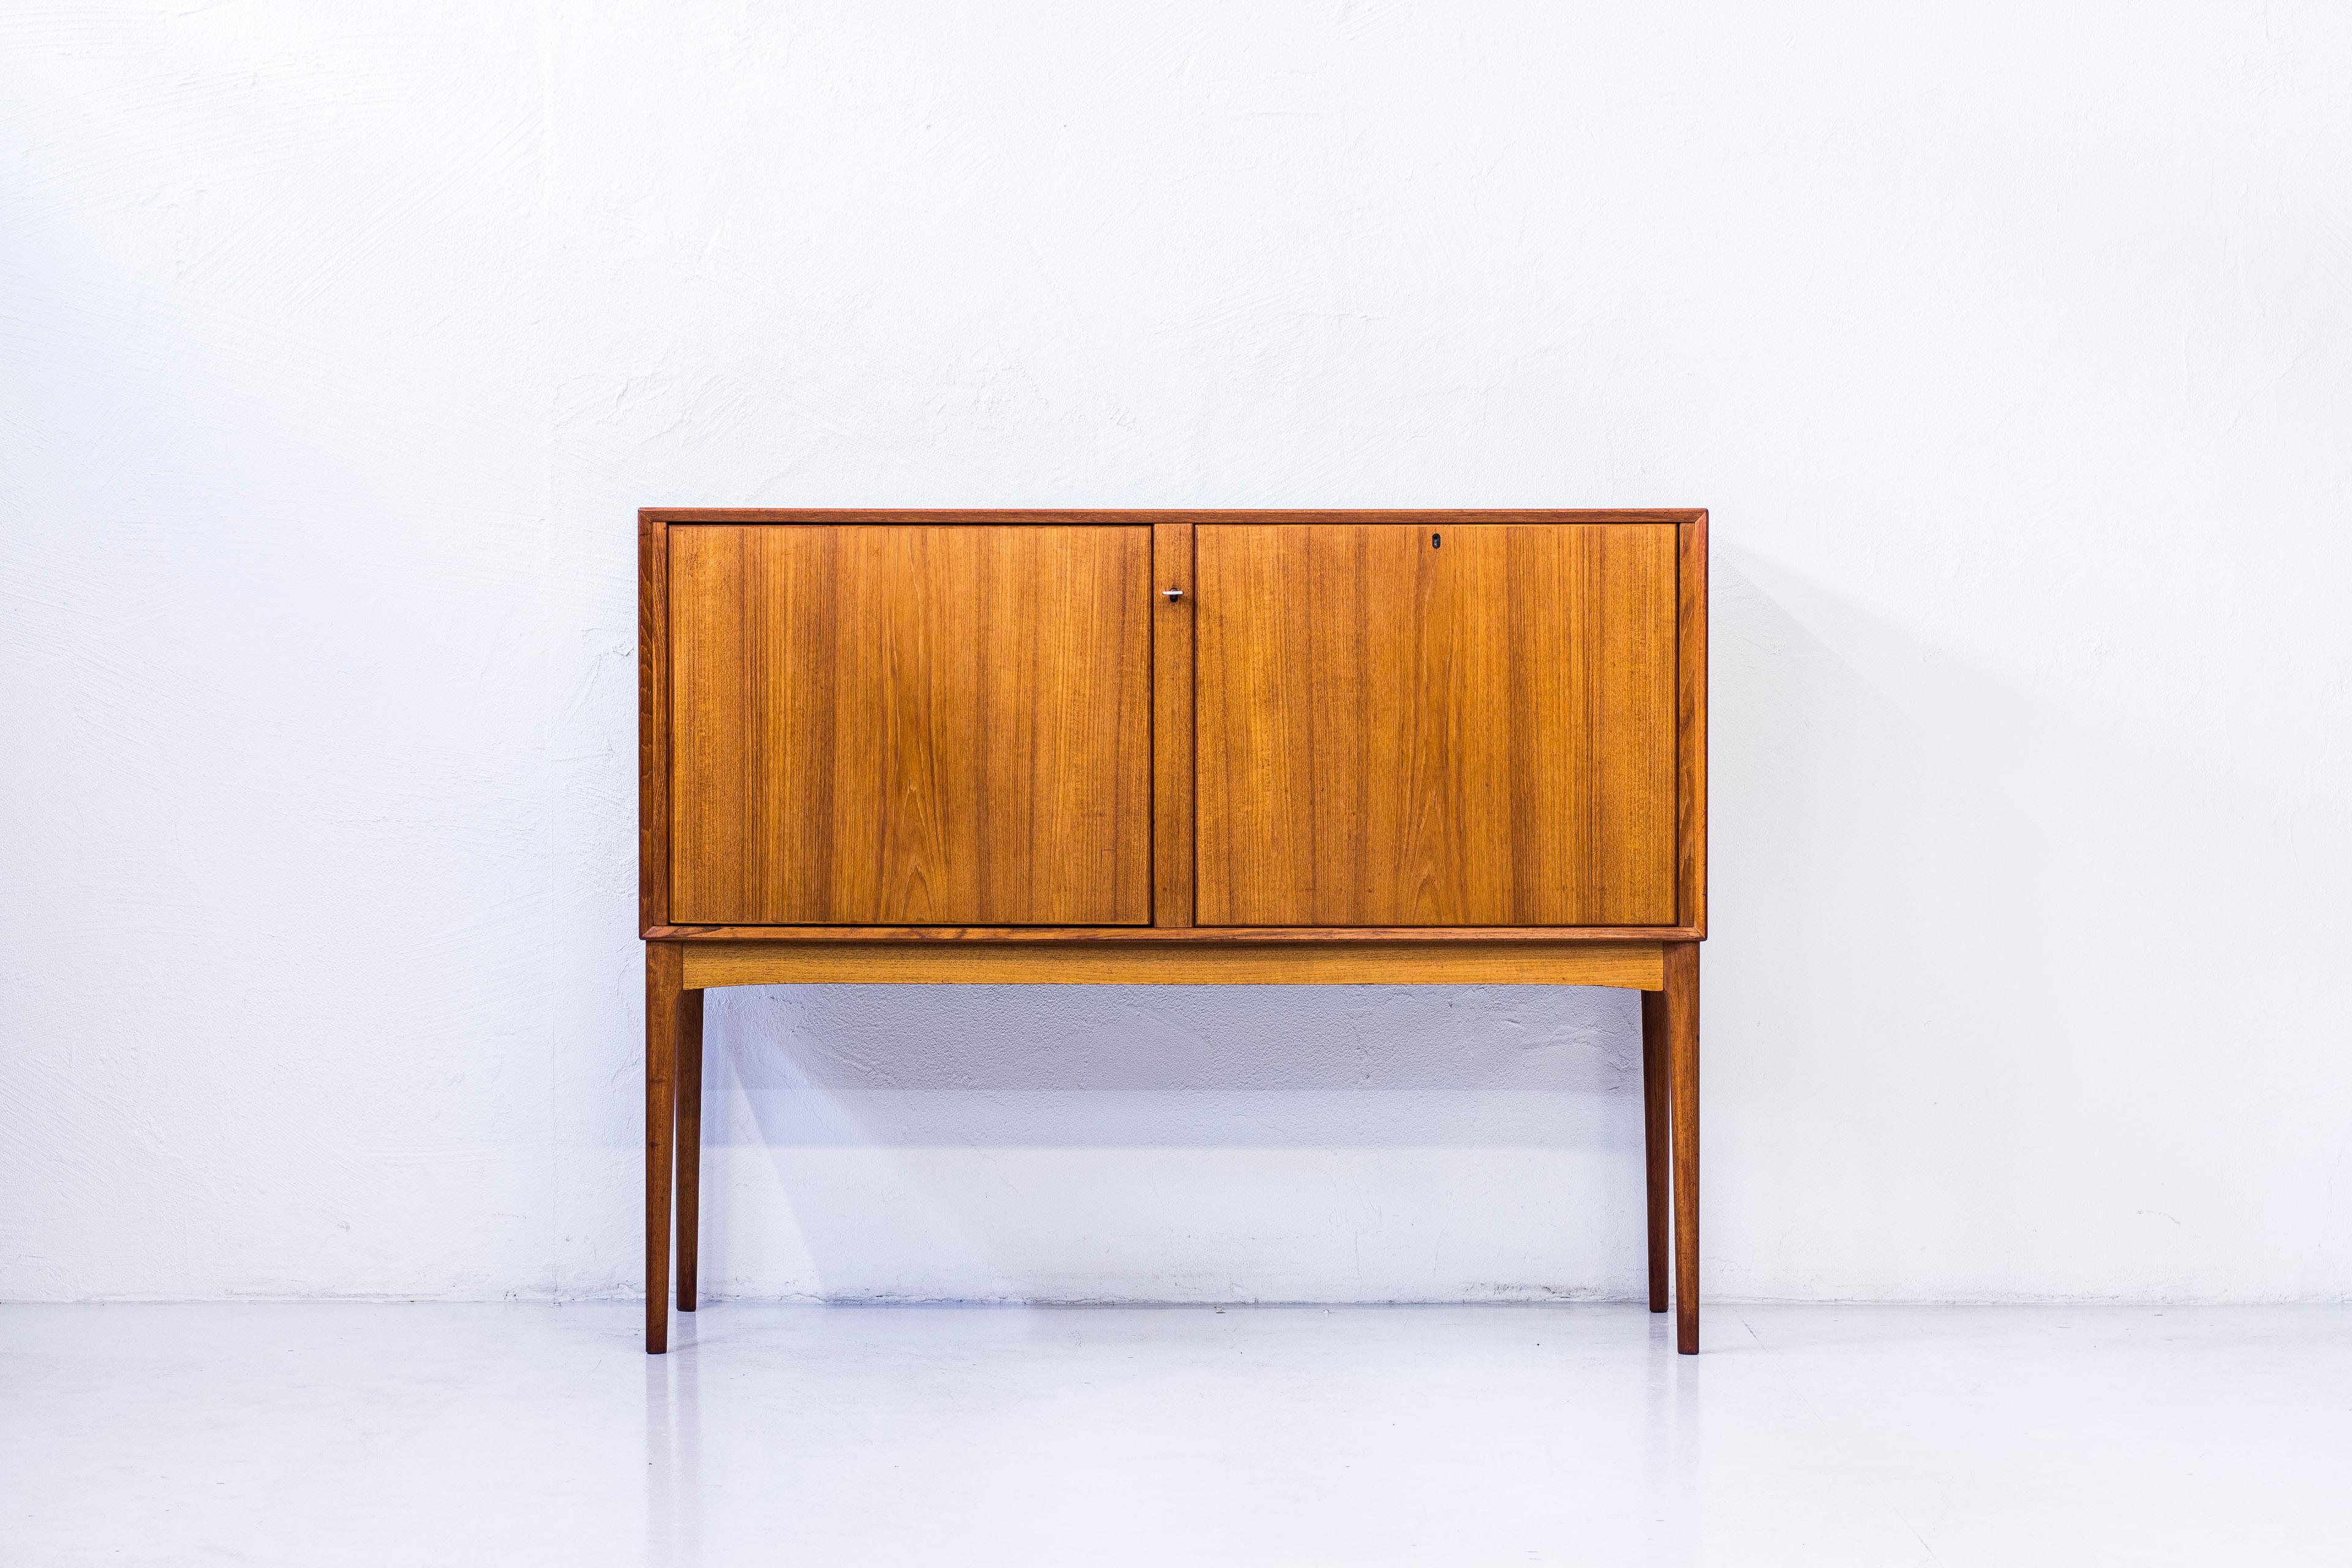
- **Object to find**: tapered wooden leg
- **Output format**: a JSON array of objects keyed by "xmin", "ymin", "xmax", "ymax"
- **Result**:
[
  {"xmin": 646, "ymin": 943, "xmax": 682, "ymax": 1354},
  {"xmin": 1640, "ymin": 987, "xmax": 1670, "ymax": 1313},
  {"xmin": 1664, "ymin": 943, "xmax": 1701, "ymax": 1354},
  {"xmin": 675, "ymin": 988, "xmax": 704, "ymax": 1313}
]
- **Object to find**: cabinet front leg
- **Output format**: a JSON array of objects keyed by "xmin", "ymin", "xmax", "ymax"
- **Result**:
[
  {"xmin": 1664, "ymin": 942, "xmax": 1701, "ymax": 1354},
  {"xmin": 645, "ymin": 943, "xmax": 682, "ymax": 1354},
  {"xmin": 1640, "ymin": 987, "xmax": 1670, "ymax": 1313},
  {"xmin": 676, "ymin": 988, "xmax": 704, "ymax": 1313}
]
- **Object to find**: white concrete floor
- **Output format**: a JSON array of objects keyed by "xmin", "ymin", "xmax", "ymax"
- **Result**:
[{"xmin": 2, "ymin": 1303, "xmax": 2346, "ymax": 1566}]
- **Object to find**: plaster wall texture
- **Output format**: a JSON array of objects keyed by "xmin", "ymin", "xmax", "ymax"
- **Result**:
[{"xmin": 4, "ymin": 2, "xmax": 2349, "ymax": 1305}]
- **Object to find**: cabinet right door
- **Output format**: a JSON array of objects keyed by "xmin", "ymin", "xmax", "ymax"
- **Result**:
[{"xmin": 1194, "ymin": 522, "xmax": 1678, "ymax": 927}]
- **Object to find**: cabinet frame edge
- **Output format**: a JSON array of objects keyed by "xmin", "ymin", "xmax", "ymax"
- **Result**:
[
  {"xmin": 639, "ymin": 508, "xmax": 1708, "ymax": 527},
  {"xmin": 638, "ymin": 510, "xmax": 672, "ymax": 934},
  {"xmin": 1676, "ymin": 511, "xmax": 1708, "ymax": 937},
  {"xmin": 638, "ymin": 508, "xmax": 1708, "ymax": 944}
]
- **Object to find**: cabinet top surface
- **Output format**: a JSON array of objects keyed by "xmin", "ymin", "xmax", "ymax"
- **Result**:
[{"xmin": 642, "ymin": 508, "xmax": 1705, "ymax": 526}]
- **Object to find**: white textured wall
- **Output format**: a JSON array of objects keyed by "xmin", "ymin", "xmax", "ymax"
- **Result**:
[{"xmin": 4, "ymin": 2, "xmax": 2349, "ymax": 1305}]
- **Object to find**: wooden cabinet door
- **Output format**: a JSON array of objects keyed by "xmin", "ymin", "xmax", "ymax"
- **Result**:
[
  {"xmin": 669, "ymin": 525, "xmax": 1152, "ymax": 925},
  {"xmin": 1194, "ymin": 522, "xmax": 1678, "ymax": 926}
]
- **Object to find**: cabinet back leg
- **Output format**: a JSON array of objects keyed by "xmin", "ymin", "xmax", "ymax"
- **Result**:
[
  {"xmin": 1640, "ymin": 988, "xmax": 1670, "ymax": 1313},
  {"xmin": 646, "ymin": 944, "xmax": 682, "ymax": 1354},
  {"xmin": 676, "ymin": 989, "xmax": 704, "ymax": 1312}
]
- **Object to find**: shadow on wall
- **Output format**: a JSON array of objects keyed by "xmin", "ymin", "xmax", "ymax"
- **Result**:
[
  {"xmin": 1708, "ymin": 541, "xmax": 2138, "ymax": 1297},
  {"xmin": 693, "ymin": 982, "xmax": 1660, "ymax": 1302},
  {"xmin": 701, "ymin": 981, "xmax": 1646, "ymax": 1149}
]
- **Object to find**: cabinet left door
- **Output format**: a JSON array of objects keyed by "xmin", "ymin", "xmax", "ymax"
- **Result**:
[{"xmin": 667, "ymin": 524, "xmax": 1153, "ymax": 925}]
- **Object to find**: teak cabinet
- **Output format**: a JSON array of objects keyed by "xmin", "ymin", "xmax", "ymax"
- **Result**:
[{"xmin": 640, "ymin": 510, "xmax": 1708, "ymax": 1353}]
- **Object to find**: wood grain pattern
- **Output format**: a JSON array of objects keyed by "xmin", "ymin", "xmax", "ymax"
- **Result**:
[
  {"xmin": 644, "ymin": 942, "xmax": 682, "ymax": 1354},
  {"xmin": 679, "ymin": 939, "xmax": 1665, "ymax": 990},
  {"xmin": 669, "ymin": 525, "xmax": 1152, "ymax": 925},
  {"xmin": 639, "ymin": 513, "xmax": 671, "ymax": 932},
  {"xmin": 1663, "ymin": 941, "xmax": 1700, "ymax": 1353},
  {"xmin": 1194, "ymin": 522, "xmax": 1678, "ymax": 927},
  {"xmin": 1678, "ymin": 513, "xmax": 1708, "ymax": 934},
  {"xmin": 1152, "ymin": 522, "xmax": 1196, "ymax": 926}
]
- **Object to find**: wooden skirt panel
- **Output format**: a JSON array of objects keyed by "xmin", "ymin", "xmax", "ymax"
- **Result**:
[{"xmin": 677, "ymin": 940, "xmax": 1665, "ymax": 990}]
